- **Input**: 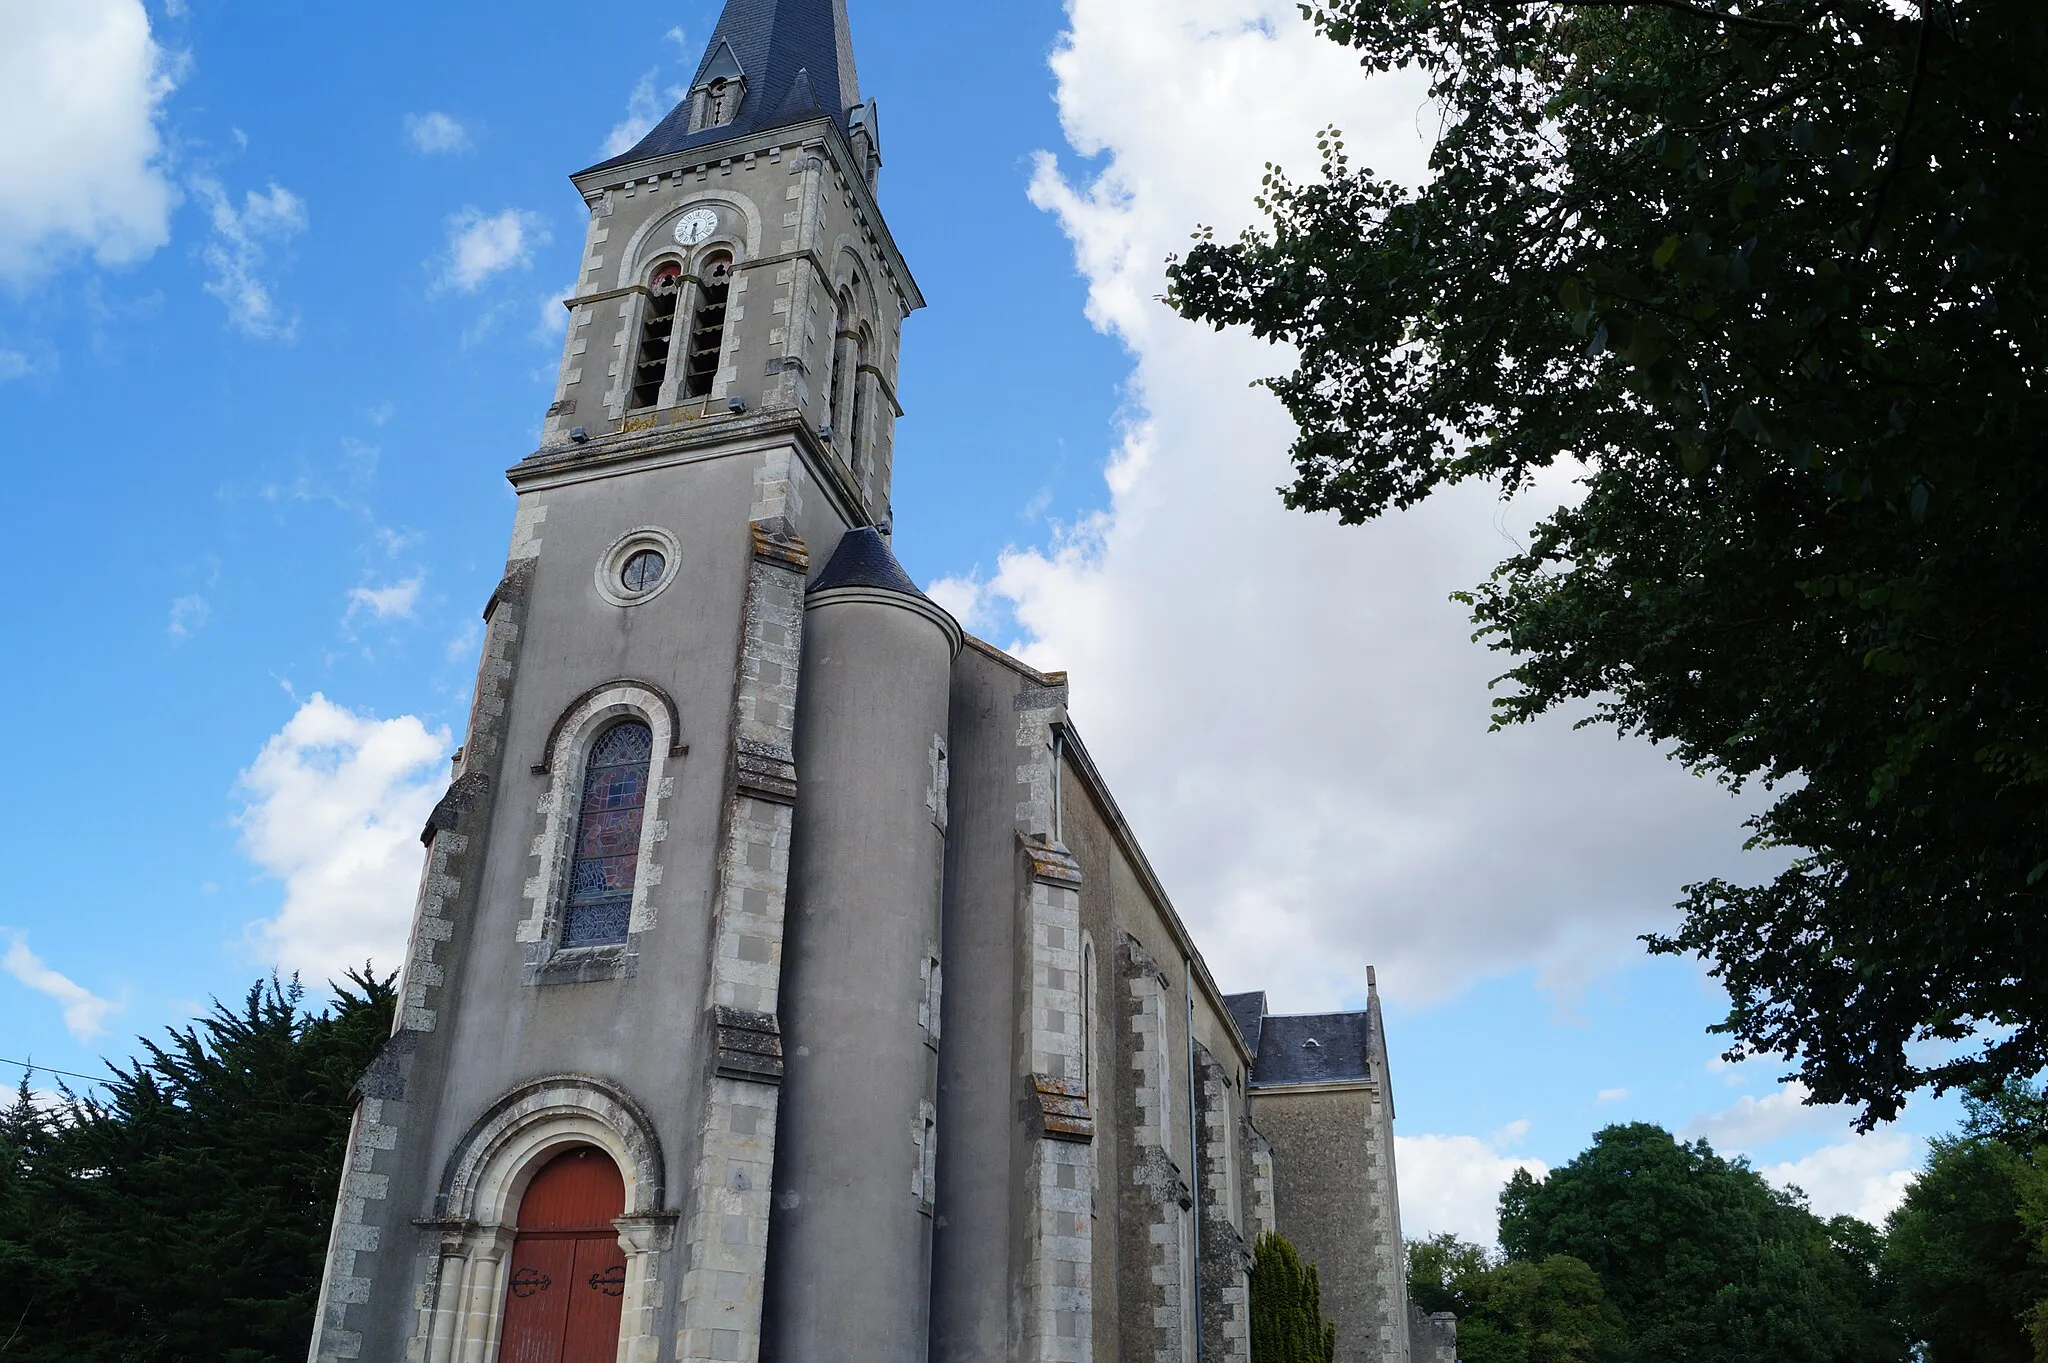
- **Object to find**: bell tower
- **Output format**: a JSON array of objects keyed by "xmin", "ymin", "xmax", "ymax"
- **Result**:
[
  {"xmin": 306, "ymin": 4, "xmax": 952, "ymax": 1362},
  {"xmin": 545, "ymin": 0, "xmax": 909, "ymax": 524}
]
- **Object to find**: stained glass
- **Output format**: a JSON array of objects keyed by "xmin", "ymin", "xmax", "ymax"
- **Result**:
[{"xmin": 562, "ymin": 721, "xmax": 653, "ymax": 947}]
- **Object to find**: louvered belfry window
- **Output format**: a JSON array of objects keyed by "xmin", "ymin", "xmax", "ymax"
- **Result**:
[
  {"xmin": 630, "ymin": 263, "xmax": 683, "ymax": 410},
  {"xmin": 563, "ymin": 721, "xmax": 654, "ymax": 947},
  {"xmin": 682, "ymin": 252, "xmax": 732, "ymax": 399}
]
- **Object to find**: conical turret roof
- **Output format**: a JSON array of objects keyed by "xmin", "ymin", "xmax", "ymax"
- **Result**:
[
  {"xmin": 584, "ymin": 0, "xmax": 861, "ymax": 175},
  {"xmin": 808, "ymin": 527, "xmax": 928, "ymax": 601}
]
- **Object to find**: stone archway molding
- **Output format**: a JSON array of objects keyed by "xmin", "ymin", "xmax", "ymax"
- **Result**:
[{"xmin": 414, "ymin": 1076, "xmax": 676, "ymax": 1363}]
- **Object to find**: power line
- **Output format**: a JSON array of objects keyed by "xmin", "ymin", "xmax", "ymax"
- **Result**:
[{"xmin": 0, "ymin": 1057, "xmax": 112, "ymax": 1088}]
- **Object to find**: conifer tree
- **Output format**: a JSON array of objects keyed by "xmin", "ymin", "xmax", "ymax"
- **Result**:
[
  {"xmin": 0, "ymin": 971, "xmax": 394, "ymax": 1362},
  {"xmin": 1251, "ymin": 1231, "xmax": 1338, "ymax": 1363}
]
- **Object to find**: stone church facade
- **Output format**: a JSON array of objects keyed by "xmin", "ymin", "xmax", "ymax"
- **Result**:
[{"xmin": 305, "ymin": 4, "xmax": 1440, "ymax": 1362}]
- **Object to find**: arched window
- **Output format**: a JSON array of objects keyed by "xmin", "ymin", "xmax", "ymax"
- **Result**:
[
  {"xmin": 826, "ymin": 289, "xmax": 855, "ymax": 441},
  {"xmin": 630, "ymin": 262, "xmax": 683, "ymax": 411},
  {"xmin": 1081, "ymin": 937, "xmax": 1096, "ymax": 1092},
  {"xmin": 563, "ymin": 720, "xmax": 654, "ymax": 947},
  {"xmin": 681, "ymin": 251, "xmax": 732, "ymax": 400},
  {"xmin": 849, "ymin": 325, "xmax": 873, "ymax": 477}
]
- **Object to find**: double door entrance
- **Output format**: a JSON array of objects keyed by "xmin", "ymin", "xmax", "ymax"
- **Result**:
[{"xmin": 499, "ymin": 1147, "xmax": 627, "ymax": 1363}]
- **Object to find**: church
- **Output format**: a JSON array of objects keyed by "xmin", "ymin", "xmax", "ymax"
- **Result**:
[{"xmin": 306, "ymin": 4, "xmax": 1446, "ymax": 1362}]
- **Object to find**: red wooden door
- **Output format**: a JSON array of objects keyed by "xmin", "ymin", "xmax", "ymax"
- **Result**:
[{"xmin": 499, "ymin": 1148, "xmax": 627, "ymax": 1363}]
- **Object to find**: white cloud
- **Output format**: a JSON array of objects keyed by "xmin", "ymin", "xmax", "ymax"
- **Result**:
[
  {"xmin": 166, "ymin": 593, "xmax": 210, "ymax": 636},
  {"xmin": 1761, "ymin": 1133, "xmax": 1923, "ymax": 1226},
  {"xmin": 1684, "ymin": 1082, "xmax": 1853, "ymax": 1153},
  {"xmin": 536, "ymin": 285, "xmax": 574, "ymax": 339},
  {"xmin": 2, "ymin": 933, "xmax": 119, "ymax": 1041},
  {"xmin": 976, "ymin": 0, "xmax": 1767, "ymax": 1010},
  {"xmin": 603, "ymin": 72, "xmax": 675, "ymax": 158},
  {"xmin": 236, "ymin": 694, "xmax": 449, "ymax": 980},
  {"xmin": 1682, "ymin": 1080, "xmax": 1923, "ymax": 1224},
  {"xmin": 1597, "ymin": 1088, "xmax": 1630, "ymax": 1105},
  {"xmin": 404, "ymin": 111, "xmax": 471, "ymax": 155},
  {"xmin": 347, "ymin": 577, "xmax": 423, "ymax": 622},
  {"xmin": 439, "ymin": 208, "xmax": 548, "ymax": 293},
  {"xmin": 0, "ymin": 349, "xmax": 39, "ymax": 382},
  {"xmin": 1397, "ymin": 1133, "xmax": 1549, "ymax": 1246},
  {"xmin": 0, "ymin": 0, "xmax": 177, "ymax": 283},
  {"xmin": 926, "ymin": 575, "xmax": 994, "ymax": 634},
  {"xmin": 196, "ymin": 178, "xmax": 308, "ymax": 339}
]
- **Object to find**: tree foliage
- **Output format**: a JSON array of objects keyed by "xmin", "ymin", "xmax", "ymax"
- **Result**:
[
  {"xmin": 0, "ymin": 972, "xmax": 394, "ymax": 1362},
  {"xmin": 1408, "ymin": 1232, "xmax": 1622, "ymax": 1363},
  {"xmin": 1166, "ymin": 0, "xmax": 2048, "ymax": 1124},
  {"xmin": 1498, "ymin": 1123, "xmax": 1905, "ymax": 1361},
  {"xmin": 1251, "ymin": 1231, "xmax": 1339, "ymax": 1363},
  {"xmin": 1882, "ymin": 1083, "xmax": 2048, "ymax": 1362}
]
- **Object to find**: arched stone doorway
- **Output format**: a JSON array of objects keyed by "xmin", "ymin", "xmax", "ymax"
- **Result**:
[{"xmin": 499, "ymin": 1147, "xmax": 626, "ymax": 1363}]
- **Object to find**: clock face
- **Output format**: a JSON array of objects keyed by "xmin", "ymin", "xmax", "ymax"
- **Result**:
[{"xmin": 673, "ymin": 209, "xmax": 720, "ymax": 247}]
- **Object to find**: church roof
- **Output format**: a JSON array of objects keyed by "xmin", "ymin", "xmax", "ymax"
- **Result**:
[
  {"xmin": 809, "ymin": 526, "xmax": 931, "ymax": 601},
  {"xmin": 1247, "ymin": 1010, "xmax": 1375, "ymax": 1089},
  {"xmin": 1224, "ymin": 992, "xmax": 1267, "ymax": 1057},
  {"xmin": 582, "ymin": 0, "xmax": 861, "ymax": 177}
]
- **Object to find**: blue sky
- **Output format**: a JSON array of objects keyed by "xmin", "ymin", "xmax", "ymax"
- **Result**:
[{"xmin": 0, "ymin": 0, "xmax": 1957, "ymax": 1242}]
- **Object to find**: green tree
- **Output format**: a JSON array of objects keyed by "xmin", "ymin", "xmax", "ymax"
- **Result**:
[
  {"xmin": 1501, "ymin": 1123, "xmax": 1905, "ymax": 1362},
  {"xmin": 0, "ymin": 971, "xmax": 394, "ymax": 1362},
  {"xmin": 1884, "ymin": 1130, "xmax": 2048, "ymax": 1362},
  {"xmin": 1408, "ymin": 1233, "xmax": 1622, "ymax": 1363},
  {"xmin": 1166, "ymin": 0, "xmax": 2048, "ymax": 1126},
  {"xmin": 1251, "ymin": 1231, "xmax": 1338, "ymax": 1363}
]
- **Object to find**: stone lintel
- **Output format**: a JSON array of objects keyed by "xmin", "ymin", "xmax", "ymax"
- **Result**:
[
  {"xmin": 734, "ymin": 739, "xmax": 798, "ymax": 804},
  {"xmin": 714, "ymin": 1005, "xmax": 785, "ymax": 1085},
  {"xmin": 1031, "ymin": 1073, "xmax": 1095, "ymax": 1143},
  {"xmin": 421, "ymin": 771, "xmax": 492, "ymax": 848},
  {"xmin": 1020, "ymin": 834, "xmax": 1083, "ymax": 887},
  {"xmin": 750, "ymin": 518, "xmax": 810, "ymax": 572}
]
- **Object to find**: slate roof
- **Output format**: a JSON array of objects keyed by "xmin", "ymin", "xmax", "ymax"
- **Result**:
[
  {"xmin": 1224, "ymin": 991, "xmax": 1267, "ymax": 1058},
  {"xmin": 1248, "ymin": 1010, "xmax": 1375, "ymax": 1089},
  {"xmin": 582, "ymin": 0, "xmax": 862, "ymax": 177},
  {"xmin": 809, "ymin": 527, "xmax": 930, "ymax": 601}
]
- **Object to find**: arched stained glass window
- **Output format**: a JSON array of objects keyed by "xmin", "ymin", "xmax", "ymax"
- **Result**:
[{"xmin": 563, "ymin": 720, "xmax": 654, "ymax": 947}]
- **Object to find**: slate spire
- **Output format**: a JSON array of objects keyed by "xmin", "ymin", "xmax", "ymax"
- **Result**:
[{"xmin": 588, "ymin": 0, "xmax": 862, "ymax": 173}]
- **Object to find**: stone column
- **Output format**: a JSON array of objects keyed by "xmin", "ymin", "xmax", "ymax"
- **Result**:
[
  {"xmin": 1020, "ymin": 836, "xmax": 1096, "ymax": 1363},
  {"xmin": 673, "ymin": 517, "xmax": 809, "ymax": 1363},
  {"xmin": 454, "ymin": 1226, "xmax": 515, "ymax": 1363},
  {"xmin": 615, "ymin": 1214, "xmax": 680, "ymax": 1363},
  {"xmin": 1196, "ymin": 1044, "xmax": 1253, "ymax": 1363},
  {"xmin": 1118, "ymin": 935, "xmax": 1191, "ymax": 1363}
]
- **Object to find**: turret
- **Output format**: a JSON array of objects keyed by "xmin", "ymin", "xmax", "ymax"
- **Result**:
[{"xmin": 767, "ymin": 528, "xmax": 960, "ymax": 1359}]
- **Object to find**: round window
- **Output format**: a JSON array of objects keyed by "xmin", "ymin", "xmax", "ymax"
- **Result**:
[
  {"xmin": 595, "ymin": 527, "xmax": 681, "ymax": 608},
  {"xmin": 621, "ymin": 549, "xmax": 667, "ymax": 594}
]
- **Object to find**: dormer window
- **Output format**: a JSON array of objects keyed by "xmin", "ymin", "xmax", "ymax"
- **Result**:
[
  {"xmin": 688, "ymin": 42, "xmax": 747, "ymax": 133},
  {"xmin": 707, "ymin": 78, "xmax": 740, "ymax": 127}
]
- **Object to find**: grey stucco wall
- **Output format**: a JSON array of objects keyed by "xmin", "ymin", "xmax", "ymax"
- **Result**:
[
  {"xmin": 763, "ymin": 591, "xmax": 955, "ymax": 1362},
  {"xmin": 928, "ymin": 644, "xmax": 1033, "ymax": 1363}
]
